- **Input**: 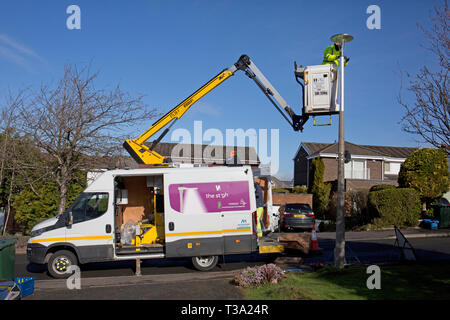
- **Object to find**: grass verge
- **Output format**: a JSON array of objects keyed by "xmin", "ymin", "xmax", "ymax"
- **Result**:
[{"xmin": 242, "ymin": 263, "xmax": 450, "ymax": 300}]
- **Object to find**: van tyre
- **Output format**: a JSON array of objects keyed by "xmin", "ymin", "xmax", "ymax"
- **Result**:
[
  {"xmin": 191, "ymin": 255, "xmax": 218, "ymax": 271},
  {"xmin": 48, "ymin": 250, "xmax": 78, "ymax": 279}
]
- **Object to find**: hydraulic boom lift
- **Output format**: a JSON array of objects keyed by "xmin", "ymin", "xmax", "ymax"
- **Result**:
[{"xmin": 123, "ymin": 54, "xmax": 309, "ymax": 165}]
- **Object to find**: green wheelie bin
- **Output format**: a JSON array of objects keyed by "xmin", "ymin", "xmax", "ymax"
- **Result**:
[
  {"xmin": 434, "ymin": 203, "xmax": 450, "ymax": 228},
  {"xmin": 0, "ymin": 238, "xmax": 18, "ymax": 280}
]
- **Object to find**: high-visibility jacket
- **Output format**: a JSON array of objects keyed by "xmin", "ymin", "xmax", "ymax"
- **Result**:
[{"xmin": 322, "ymin": 45, "xmax": 348, "ymax": 66}]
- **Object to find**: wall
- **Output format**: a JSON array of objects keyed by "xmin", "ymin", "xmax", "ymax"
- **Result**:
[
  {"xmin": 345, "ymin": 179, "xmax": 397, "ymax": 191},
  {"xmin": 322, "ymin": 157, "xmax": 338, "ymax": 183},
  {"xmin": 366, "ymin": 159, "xmax": 382, "ymax": 180},
  {"xmin": 293, "ymin": 147, "xmax": 309, "ymax": 186},
  {"xmin": 322, "ymin": 157, "xmax": 385, "ymax": 183}
]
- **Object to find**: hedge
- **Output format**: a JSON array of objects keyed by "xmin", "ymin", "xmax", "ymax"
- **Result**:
[
  {"xmin": 369, "ymin": 184, "xmax": 396, "ymax": 192},
  {"xmin": 272, "ymin": 188, "xmax": 291, "ymax": 194},
  {"xmin": 327, "ymin": 190, "xmax": 370, "ymax": 226},
  {"xmin": 292, "ymin": 186, "xmax": 308, "ymax": 194},
  {"xmin": 272, "ymin": 187, "xmax": 308, "ymax": 194},
  {"xmin": 398, "ymin": 148, "xmax": 449, "ymax": 212},
  {"xmin": 367, "ymin": 188, "xmax": 421, "ymax": 228}
]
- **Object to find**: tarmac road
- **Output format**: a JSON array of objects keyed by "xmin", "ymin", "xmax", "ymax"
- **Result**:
[
  {"xmin": 16, "ymin": 232, "xmax": 450, "ymax": 281},
  {"xmin": 15, "ymin": 252, "xmax": 274, "ymax": 280},
  {"xmin": 303, "ymin": 236, "xmax": 450, "ymax": 265},
  {"xmin": 13, "ymin": 233, "xmax": 450, "ymax": 300}
]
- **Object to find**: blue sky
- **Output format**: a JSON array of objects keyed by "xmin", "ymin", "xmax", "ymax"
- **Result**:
[{"xmin": 0, "ymin": 0, "xmax": 442, "ymax": 180}]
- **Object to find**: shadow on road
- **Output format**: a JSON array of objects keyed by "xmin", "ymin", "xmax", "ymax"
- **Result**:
[
  {"xmin": 21, "ymin": 237, "xmax": 450, "ymax": 279},
  {"xmin": 24, "ymin": 252, "xmax": 275, "ymax": 279},
  {"xmin": 301, "ymin": 238, "xmax": 450, "ymax": 266}
]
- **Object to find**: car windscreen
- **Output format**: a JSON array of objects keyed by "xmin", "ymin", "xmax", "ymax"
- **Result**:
[{"xmin": 285, "ymin": 204, "xmax": 311, "ymax": 213}]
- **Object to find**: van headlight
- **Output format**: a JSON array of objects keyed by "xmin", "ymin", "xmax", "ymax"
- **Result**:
[{"xmin": 30, "ymin": 228, "xmax": 44, "ymax": 238}]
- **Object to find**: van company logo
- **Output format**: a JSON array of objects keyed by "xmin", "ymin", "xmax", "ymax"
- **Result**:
[{"xmin": 238, "ymin": 218, "xmax": 250, "ymax": 229}]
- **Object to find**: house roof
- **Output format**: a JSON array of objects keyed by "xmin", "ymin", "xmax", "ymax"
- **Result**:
[
  {"xmin": 300, "ymin": 142, "xmax": 332, "ymax": 156},
  {"xmin": 89, "ymin": 142, "xmax": 260, "ymax": 169},
  {"xmin": 360, "ymin": 145, "xmax": 418, "ymax": 158},
  {"xmin": 300, "ymin": 141, "xmax": 417, "ymax": 159},
  {"xmin": 146, "ymin": 142, "xmax": 260, "ymax": 165},
  {"xmin": 271, "ymin": 176, "xmax": 293, "ymax": 188}
]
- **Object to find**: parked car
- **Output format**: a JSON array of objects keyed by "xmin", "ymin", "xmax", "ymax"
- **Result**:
[{"xmin": 279, "ymin": 203, "xmax": 315, "ymax": 232}]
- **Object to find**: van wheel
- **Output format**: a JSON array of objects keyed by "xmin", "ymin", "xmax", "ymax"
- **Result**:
[
  {"xmin": 191, "ymin": 256, "xmax": 218, "ymax": 271},
  {"xmin": 47, "ymin": 250, "xmax": 78, "ymax": 279}
]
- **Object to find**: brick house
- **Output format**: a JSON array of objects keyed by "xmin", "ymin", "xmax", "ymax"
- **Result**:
[
  {"xmin": 149, "ymin": 142, "xmax": 260, "ymax": 168},
  {"xmin": 270, "ymin": 176, "xmax": 294, "ymax": 188},
  {"xmin": 293, "ymin": 141, "xmax": 417, "ymax": 191}
]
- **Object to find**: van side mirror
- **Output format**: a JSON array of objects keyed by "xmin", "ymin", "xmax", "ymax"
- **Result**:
[{"xmin": 65, "ymin": 212, "xmax": 73, "ymax": 228}]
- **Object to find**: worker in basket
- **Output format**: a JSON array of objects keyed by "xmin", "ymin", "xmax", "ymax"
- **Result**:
[{"xmin": 322, "ymin": 41, "xmax": 350, "ymax": 66}]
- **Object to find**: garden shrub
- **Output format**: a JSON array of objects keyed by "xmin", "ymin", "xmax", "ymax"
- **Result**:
[
  {"xmin": 272, "ymin": 188, "xmax": 290, "ymax": 194},
  {"xmin": 369, "ymin": 184, "xmax": 396, "ymax": 192},
  {"xmin": 234, "ymin": 264, "xmax": 285, "ymax": 287},
  {"xmin": 292, "ymin": 186, "xmax": 308, "ymax": 194},
  {"xmin": 327, "ymin": 189, "xmax": 370, "ymax": 228},
  {"xmin": 367, "ymin": 188, "xmax": 421, "ymax": 228},
  {"xmin": 308, "ymin": 158, "xmax": 331, "ymax": 218},
  {"xmin": 272, "ymin": 187, "xmax": 308, "ymax": 194},
  {"xmin": 398, "ymin": 148, "xmax": 449, "ymax": 212}
]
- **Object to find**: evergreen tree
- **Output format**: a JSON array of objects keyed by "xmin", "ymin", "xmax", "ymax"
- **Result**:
[
  {"xmin": 398, "ymin": 148, "xmax": 449, "ymax": 212},
  {"xmin": 308, "ymin": 158, "xmax": 331, "ymax": 218}
]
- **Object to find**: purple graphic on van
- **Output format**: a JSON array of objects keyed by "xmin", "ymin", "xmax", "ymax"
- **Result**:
[{"xmin": 168, "ymin": 181, "xmax": 250, "ymax": 214}]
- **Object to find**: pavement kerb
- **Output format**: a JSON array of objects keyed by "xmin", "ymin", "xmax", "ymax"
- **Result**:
[
  {"xmin": 34, "ymin": 269, "xmax": 240, "ymax": 290},
  {"xmin": 316, "ymin": 230, "xmax": 450, "ymax": 242}
]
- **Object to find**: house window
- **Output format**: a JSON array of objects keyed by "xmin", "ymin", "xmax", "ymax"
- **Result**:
[
  {"xmin": 345, "ymin": 160, "xmax": 367, "ymax": 179},
  {"xmin": 384, "ymin": 162, "xmax": 401, "ymax": 175}
]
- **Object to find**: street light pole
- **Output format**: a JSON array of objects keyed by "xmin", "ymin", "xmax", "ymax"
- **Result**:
[{"xmin": 330, "ymin": 33, "xmax": 353, "ymax": 269}]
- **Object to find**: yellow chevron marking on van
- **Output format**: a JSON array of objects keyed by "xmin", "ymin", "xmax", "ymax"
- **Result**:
[
  {"xmin": 32, "ymin": 235, "xmax": 113, "ymax": 244},
  {"xmin": 166, "ymin": 228, "xmax": 251, "ymax": 237}
]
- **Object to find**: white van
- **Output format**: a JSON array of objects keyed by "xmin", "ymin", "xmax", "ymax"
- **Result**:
[{"xmin": 27, "ymin": 166, "xmax": 283, "ymax": 278}]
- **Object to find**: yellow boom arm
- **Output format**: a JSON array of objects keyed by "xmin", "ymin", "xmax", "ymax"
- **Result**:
[
  {"xmin": 123, "ymin": 68, "xmax": 236, "ymax": 165},
  {"xmin": 123, "ymin": 54, "xmax": 303, "ymax": 165}
]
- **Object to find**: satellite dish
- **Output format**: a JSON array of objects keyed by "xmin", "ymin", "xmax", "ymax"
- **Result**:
[{"xmin": 344, "ymin": 150, "xmax": 351, "ymax": 163}]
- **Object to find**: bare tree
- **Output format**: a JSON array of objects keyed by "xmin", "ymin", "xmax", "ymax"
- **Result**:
[
  {"xmin": 18, "ymin": 64, "xmax": 158, "ymax": 215},
  {"xmin": 0, "ymin": 89, "xmax": 26, "ymax": 187},
  {"xmin": 398, "ymin": 1, "xmax": 449, "ymax": 153},
  {"xmin": 0, "ymin": 89, "xmax": 29, "ymax": 235}
]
